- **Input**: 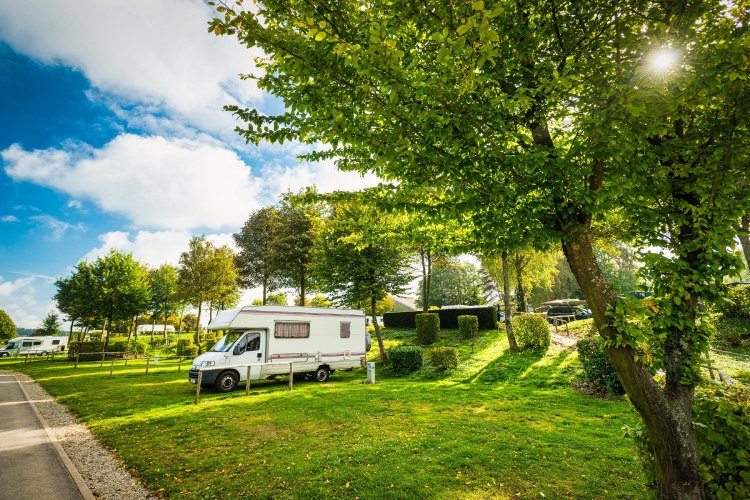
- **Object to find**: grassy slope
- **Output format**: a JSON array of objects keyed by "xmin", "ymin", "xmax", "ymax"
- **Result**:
[{"xmin": 4, "ymin": 329, "xmax": 645, "ymax": 499}]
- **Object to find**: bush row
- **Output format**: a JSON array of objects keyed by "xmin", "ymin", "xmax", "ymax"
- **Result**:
[
  {"xmin": 384, "ymin": 306, "xmax": 496, "ymax": 329},
  {"xmin": 389, "ymin": 345, "xmax": 461, "ymax": 374}
]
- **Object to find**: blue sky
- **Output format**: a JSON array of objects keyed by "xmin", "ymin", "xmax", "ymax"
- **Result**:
[{"xmin": 0, "ymin": 0, "xmax": 377, "ymax": 328}]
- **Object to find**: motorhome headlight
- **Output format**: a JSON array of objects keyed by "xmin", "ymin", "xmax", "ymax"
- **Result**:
[{"xmin": 201, "ymin": 360, "xmax": 215, "ymax": 367}]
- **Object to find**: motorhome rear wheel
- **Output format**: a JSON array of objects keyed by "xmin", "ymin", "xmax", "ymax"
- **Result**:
[{"xmin": 314, "ymin": 366, "xmax": 330, "ymax": 382}]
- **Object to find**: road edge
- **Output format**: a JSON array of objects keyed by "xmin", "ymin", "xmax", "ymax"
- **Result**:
[{"xmin": 12, "ymin": 373, "xmax": 96, "ymax": 500}]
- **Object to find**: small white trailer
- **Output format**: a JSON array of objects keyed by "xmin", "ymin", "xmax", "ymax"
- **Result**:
[
  {"xmin": 0, "ymin": 336, "xmax": 69, "ymax": 357},
  {"xmin": 189, "ymin": 305, "xmax": 370, "ymax": 392},
  {"xmin": 135, "ymin": 324, "xmax": 176, "ymax": 336}
]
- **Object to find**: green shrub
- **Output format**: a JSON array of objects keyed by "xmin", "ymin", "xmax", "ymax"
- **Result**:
[
  {"xmin": 714, "ymin": 317, "xmax": 750, "ymax": 348},
  {"xmin": 389, "ymin": 346, "xmax": 424, "ymax": 375},
  {"xmin": 129, "ymin": 338, "xmax": 150, "ymax": 355},
  {"xmin": 458, "ymin": 315, "xmax": 479, "ymax": 340},
  {"xmin": 627, "ymin": 383, "xmax": 750, "ymax": 497},
  {"xmin": 512, "ymin": 313, "xmax": 551, "ymax": 350},
  {"xmin": 717, "ymin": 284, "xmax": 750, "ymax": 319},
  {"xmin": 576, "ymin": 337, "xmax": 624, "ymax": 395},
  {"xmin": 415, "ymin": 313, "xmax": 440, "ymax": 345},
  {"xmin": 426, "ymin": 346, "xmax": 459, "ymax": 371},
  {"xmin": 67, "ymin": 341, "xmax": 105, "ymax": 361},
  {"xmin": 177, "ymin": 339, "xmax": 198, "ymax": 357}
]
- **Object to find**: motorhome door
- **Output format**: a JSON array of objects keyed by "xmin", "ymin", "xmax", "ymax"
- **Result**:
[{"xmin": 233, "ymin": 331, "xmax": 264, "ymax": 380}]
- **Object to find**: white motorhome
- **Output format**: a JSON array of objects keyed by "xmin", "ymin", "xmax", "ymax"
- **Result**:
[
  {"xmin": 135, "ymin": 324, "xmax": 176, "ymax": 336},
  {"xmin": 0, "ymin": 336, "xmax": 68, "ymax": 357},
  {"xmin": 189, "ymin": 306, "xmax": 370, "ymax": 392}
]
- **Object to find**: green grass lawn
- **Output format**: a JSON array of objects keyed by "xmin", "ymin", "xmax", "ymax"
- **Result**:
[{"xmin": 3, "ymin": 329, "xmax": 646, "ymax": 499}]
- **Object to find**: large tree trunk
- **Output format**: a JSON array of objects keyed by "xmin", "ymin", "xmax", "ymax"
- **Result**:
[
  {"xmin": 733, "ymin": 214, "xmax": 750, "ymax": 270},
  {"xmin": 371, "ymin": 294, "xmax": 388, "ymax": 362},
  {"xmin": 562, "ymin": 230, "xmax": 703, "ymax": 498},
  {"xmin": 67, "ymin": 317, "xmax": 75, "ymax": 347},
  {"xmin": 502, "ymin": 250, "xmax": 518, "ymax": 350},
  {"xmin": 300, "ymin": 274, "xmax": 306, "ymax": 306}
]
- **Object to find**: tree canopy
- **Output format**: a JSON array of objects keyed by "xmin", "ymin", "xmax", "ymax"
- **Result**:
[
  {"xmin": 0, "ymin": 309, "xmax": 16, "ymax": 343},
  {"xmin": 212, "ymin": 1, "xmax": 750, "ymax": 494}
]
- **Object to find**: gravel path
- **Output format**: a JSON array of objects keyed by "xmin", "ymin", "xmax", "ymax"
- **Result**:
[{"xmin": 3, "ymin": 371, "xmax": 156, "ymax": 499}]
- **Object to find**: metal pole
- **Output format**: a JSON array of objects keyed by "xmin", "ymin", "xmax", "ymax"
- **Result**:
[
  {"xmin": 109, "ymin": 359, "xmax": 115, "ymax": 378},
  {"xmin": 195, "ymin": 371, "xmax": 203, "ymax": 405},
  {"xmin": 145, "ymin": 357, "xmax": 150, "ymax": 375},
  {"xmin": 245, "ymin": 366, "xmax": 251, "ymax": 396},
  {"xmin": 75, "ymin": 353, "xmax": 80, "ymax": 368},
  {"xmin": 178, "ymin": 357, "xmax": 183, "ymax": 373},
  {"xmin": 289, "ymin": 362, "xmax": 293, "ymax": 391}
]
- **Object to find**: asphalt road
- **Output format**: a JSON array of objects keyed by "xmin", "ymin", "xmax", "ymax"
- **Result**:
[{"xmin": 0, "ymin": 374, "xmax": 87, "ymax": 500}]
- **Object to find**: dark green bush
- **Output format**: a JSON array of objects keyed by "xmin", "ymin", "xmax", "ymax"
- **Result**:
[
  {"xmin": 416, "ymin": 313, "xmax": 440, "ymax": 345},
  {"xmin": 627, "ymin": 383, "xmax": 750, "ymax": 497},
  {"xmin": 67, "ymin": 341, "xmax": 105, "ymax": 361},
  {"xmin": 458, "ymin": 315, "xmax": 479, "ymax": 340},
  {"xmin": 576, "ymin": 337, "xmax": 624, "ymax": 395},
  {"xmin": 714, "ymin": 317, "xmax": 750, "ymax": 348},
  {"xmin": 717, "ymin": 284, "xmax": 750, "ymax": 319},
  {"xmin": 389, "ymin": 346, "xmax": 424, "ymax": 375},
  {"xmin": 177, "ymin": 339, "xmax": 198, "ymax": 357},
  {"xmin": 426, "ymin": 346, "xmax": 459, "ymax": 371},
  {"xmin": 512, "ymin": 313, "xmax": 551, "ymax": 350}
]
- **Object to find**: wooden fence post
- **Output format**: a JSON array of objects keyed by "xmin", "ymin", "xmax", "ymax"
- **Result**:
[
  {"xmin": 145, "ymin": 357, "xmax": 150, "ymax": 375},
  {"xmin": 245, "ymin": 366, "xmax": 251, "ymax": 396},
  {"xmin": 109, "ymin": 359, "xmax": 115, "ymax": 378},
  {"xmin": 289, "ymin": 363, "xmax": 293, "ymax": 391},
  {"xmin": 75, "ymin": 353, "xmax": 80, "ymax": 368},
  {"xmin": 195, "ymin": 371, "xmax": 203, "ymax": 405},
  {"xmin": 178, "ymin": 357, "xmax": 183, "ymax": 373}
]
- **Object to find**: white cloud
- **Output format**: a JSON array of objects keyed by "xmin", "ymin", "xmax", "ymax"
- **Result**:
[
  {"xmin": 29, "ymin": 215, "xmax": 86, "ymax": 240},
  {"xmin": 3, "ymin": 135, "xmax": 264, "ymax": 231},
  {"xmin": 67, "ymin": 200, "xmax": 84, "ymax": 211},
  {"xmin": 1, "ymin": 215, "xmax": 19, "ymax": 222},
  {"xmin": 0, "ymin": 276, "xmax": 56, "ymax": 329},
  {"xmin": 259, "ymin": 159, "xmax": 381, "ymax": 198},
  {"xmin": 0, "ymin": 0, "xmax": 263, "ymax": 137},
  {"xmin": 79, "ymin": 230, "xmax": 239, "ymax": 269}
]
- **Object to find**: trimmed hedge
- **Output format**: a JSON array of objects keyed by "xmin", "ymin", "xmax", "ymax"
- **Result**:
[
  {"xmin": 426, "ymin": 346, "xmax": 459, "ymax": 371},
  {"xmin": 384, "ymin": 306, "xmax": 496, "ymax": 329},
  {"xmin": 389, "ymin": 346, "xmax": 424, "ymax": 375},
  {"xmin": 512, "ymin": 313, "xmax": 551, "ymax": 350},
  {"xmin": 576, "ymin": 336, "xmax": 624, "ymax": 395},
  {"xmin": 177, "ymin": 339, "xmax": 199, "ymax": 357},
  {"xmin": 67, "ymin": 341, "xmax": 105, "ymax": 361},
  {"xmin": 416, "ymin": 313, "xmax": 440, "ymax": 345},
  {"xmin": 627, "ymin": 383, "xmax": 750, "ymax": 497},
  {"xmin": 458, "ymin": 315, "xmax": 479, "ymax": 340}
]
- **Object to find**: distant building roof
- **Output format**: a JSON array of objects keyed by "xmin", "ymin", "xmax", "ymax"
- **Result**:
[{"xmin": 391, "ymin": 295, "xmax": 417, "ymax": 311}]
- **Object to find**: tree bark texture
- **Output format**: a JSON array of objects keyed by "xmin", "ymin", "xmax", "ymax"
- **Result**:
[
  {"xmin": 371, "ymin": 294, "xmax": 388, "ymax": 362},
  {"xmin": 734, "ymin": 214, "xmax": 750, "ymax": 270},
  {"xmin": 501, "ymin": 250, "xmax": 518, "ymax": 350},
  {"xmin": 562, "ymin": 230, "xmax": 704, "ymax": 499}
]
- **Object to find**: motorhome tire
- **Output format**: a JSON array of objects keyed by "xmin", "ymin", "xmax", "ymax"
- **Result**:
[
  {"xmin": 0, "ymin": 352, "xmax": 8, "ymax": 357},
  {"xmin": 215, "ymin": 371, "xmax": 239, "ymax": 392},
  {"xmin": 314, "ymin": 366, "xmax": 330, "ymax": 382}
]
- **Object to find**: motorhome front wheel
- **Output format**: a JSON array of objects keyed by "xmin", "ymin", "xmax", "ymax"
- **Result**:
[{"xmin": 215, "ymin": 371, "xmax": 239, "ymax": 392}]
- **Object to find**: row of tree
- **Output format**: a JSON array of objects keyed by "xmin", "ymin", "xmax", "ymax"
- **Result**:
[{"xmin": 53, "ymin": 237, "xmax": 239, "ymax": 351}]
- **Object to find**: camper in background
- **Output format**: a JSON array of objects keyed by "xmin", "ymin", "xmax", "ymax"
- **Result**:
[{"xmin": 0, "ymin": 336, "xmax": 68, "ymax": 357}]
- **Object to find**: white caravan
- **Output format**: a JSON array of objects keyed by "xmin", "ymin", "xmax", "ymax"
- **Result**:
[
  {"xmin": 189, "ymin": 305, "xmax": 370, "ymax": 392},
  {"xmin": 0, "ymin": 336, "xmax": 69, "ymax": 357}
]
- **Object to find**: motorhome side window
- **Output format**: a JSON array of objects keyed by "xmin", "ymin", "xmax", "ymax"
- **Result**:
[
  {"xmin": 340, "ymin": 322, "xmax": 351, "ymax": 338},
  {"xmin": 22, "ymin": 341, "xmax": 32, "ymax": 347},
  {"xmin": 247, "ymin": 334, "xmax": 260, "ymax": 351},
  {"xmin": 52, "ymin": 340, "xmax": 60, "ymax": 345},
  {"xmin": 274, "ymin": 322, "xmax": 310, "ymax": 338}
]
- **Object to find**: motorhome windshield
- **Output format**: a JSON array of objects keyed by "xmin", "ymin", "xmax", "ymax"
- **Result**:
[
  {"xmin": 210, "ymin": 332, "xmax": 243, "ymax": 352},
  {"xmin": 4, "ymin": 341, "xmax": 19, "ymax": 349}
]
